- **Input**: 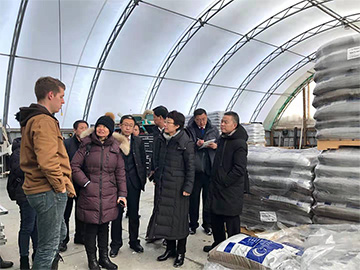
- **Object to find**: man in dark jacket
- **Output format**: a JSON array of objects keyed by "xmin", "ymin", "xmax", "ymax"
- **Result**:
[
  {"xmin": 187, "ymin": 108, "xmax": 219, "ymax": 235},
  {"xmin": 110, "ymin": 115, "xmax": 147, "ymax": 256},
  {"xmin": 203, "ymin": 111, "xmax": 248, "ymax": 253},
  {"xmin": 59, "ymin": 120, "xmax": 88, "ymax": 252}
]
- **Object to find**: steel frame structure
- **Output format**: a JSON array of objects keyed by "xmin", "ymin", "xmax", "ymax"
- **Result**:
[
  {"xmin": 269, "ymin": 74, "xmax": 314, "ymax": 130},
  {"xmin": 83, "ymin": 0, "xmax": 139, "ymax": 121},
  {"xmin": 226, "ymin": 13, "xmax": 360, "ymax": 111},
  {"xmin": 144, "ymin": 0, "xmax": 233, "ymax": 110},
  {"xmin": 3, "ymin": 0, "xmax": 28, "ymax": 127},
  {"xmin": 188, "ymin": 0, "xmax": 331, "ymax": 114},
  {"xmin": 250, "ymin": 51, "xmax": 316, "ymax": 122}
]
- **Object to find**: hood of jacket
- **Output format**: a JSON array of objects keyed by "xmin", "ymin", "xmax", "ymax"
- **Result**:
[
  {"xmin": 19, "ymin": 103, "xmax": 56, "ymax": 127},
  {"xmin": 222, "ymin": 124, "xmax": 248, "ymax": 141},
  {"xmin": 80, "ymin": 128, "xmax": 130, "ymax": 155},
  {"xmin": 11, "ymin": 137, "xmax": 21, "ymax": 152}
]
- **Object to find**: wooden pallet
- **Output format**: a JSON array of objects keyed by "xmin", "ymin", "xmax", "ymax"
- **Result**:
[{"xmin": 317, "ymin": 139, "xmax": 360, "ymax": 150}]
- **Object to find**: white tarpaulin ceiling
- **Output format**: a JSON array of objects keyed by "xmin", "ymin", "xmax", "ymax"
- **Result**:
[{"xmin": 1, "ymin": 0, "xmax": 359, "ymax": 128}]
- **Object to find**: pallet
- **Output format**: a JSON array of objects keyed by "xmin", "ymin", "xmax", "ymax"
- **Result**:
[{"xmin": 317, "ymin": 139, "xmax": 360, "ymax": 150}]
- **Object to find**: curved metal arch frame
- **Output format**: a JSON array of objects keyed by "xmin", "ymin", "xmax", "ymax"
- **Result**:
[
  {"xmin": 83, "ymin": 0, "xmax": 139, "ymax": 121},
  {"xmin": 188, "ymin": 0, "xmax": 332, "ymax": 115},
  {"xmin": 226, "ymin": 13, "xmax": 360, "ymax": 111},
  {"xmin": 3, "ymin": 0, "xmax": 28, "ymax": 127},
  {"xmin": 250, "ymin": 51, "xmax": 316, "ymax": 122},
  {"xmin": 144, "ymin": 0, "xmax": 233, "ymax": 110},
  {"xmin": 270, "ymin": 74, "xmax": 314, "ymax": 130}
]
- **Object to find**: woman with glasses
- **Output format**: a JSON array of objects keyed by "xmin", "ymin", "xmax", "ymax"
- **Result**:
[{"xmin": 147, "ymin": 110, "xmax": 195, "ymax": 267}]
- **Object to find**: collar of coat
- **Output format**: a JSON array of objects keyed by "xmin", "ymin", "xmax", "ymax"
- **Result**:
[{"xmin": 80, "ymin": 128, "xmax": 130, "ymax": 155}]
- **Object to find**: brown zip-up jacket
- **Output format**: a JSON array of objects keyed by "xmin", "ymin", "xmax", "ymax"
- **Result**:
[{"xmin": 19, "ymin": 103, "xmax": 75, "ymax": 197}]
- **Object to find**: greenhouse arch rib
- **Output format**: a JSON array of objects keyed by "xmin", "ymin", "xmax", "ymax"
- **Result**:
[
  {"xmin": 3, "ymin": 0, "xmax": 28, "ymax": 127},
  {"xmin": 144, "ymin": 0, "xmax": 233, "ymax": 110},
  {"xmin": 188, "ymin": 0, "xmax": 331, "ymax": 115},
  {"xmin": 226, "ymin": 13, "xmax": 360, "ymax": 111},
  {"xmin": 83, "ymin": 0, "xmax": 138, "ymax": 121}
]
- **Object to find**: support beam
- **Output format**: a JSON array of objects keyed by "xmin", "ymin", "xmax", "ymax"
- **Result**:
[
  {"xmin": 145, "ymin": 0, "xmax": 233, "ymax": 110},
  {"xmin": 188, "ymin": 0, "xmax": 331, "ymax": 115},
  {"xmin": 83, "ymin": 0, "xmax": 138, "ymax": 121},
  {"xmin": 226, "ymin": 13, "xmax": 360, "ymax": 111},
  {"xmin": 3, "ymin": 0, "xmax": 28, "ymax": 127}
]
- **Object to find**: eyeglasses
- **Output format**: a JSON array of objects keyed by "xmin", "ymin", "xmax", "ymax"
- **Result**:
[
  {"xmin": 121, "ymin": 123, "xmax": 134, "ymax": 128},
  {"xmin": 165, "ymin": 121, "xmax": 175, "ymax": 125}
]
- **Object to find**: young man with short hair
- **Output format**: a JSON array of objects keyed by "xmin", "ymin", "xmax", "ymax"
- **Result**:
[{"xmin": 19, "ymin": 76, "xmax": 76, "ymax": 269}]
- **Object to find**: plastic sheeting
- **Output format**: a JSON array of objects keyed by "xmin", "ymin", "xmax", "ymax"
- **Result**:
[
  {"xmin": 313, "ymin": 148, "xmax": 360, "ymax": 223},
  {"xmin": 313, "ymin": 34, "xmax": 360, "ymax": 140}
]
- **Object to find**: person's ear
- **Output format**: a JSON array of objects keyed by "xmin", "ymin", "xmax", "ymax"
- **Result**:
[{"xmin": 48, "ymin": 91, "xmax": 54, "ymax": 100}]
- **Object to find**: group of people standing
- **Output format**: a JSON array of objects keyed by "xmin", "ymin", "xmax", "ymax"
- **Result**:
[{"xmin": 7, "ymin": 76, "xmax": 248, "ymax": 270}]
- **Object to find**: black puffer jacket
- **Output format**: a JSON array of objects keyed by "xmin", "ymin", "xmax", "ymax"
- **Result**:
[
  {"xmin": 147, "ymin": 129, "xmax": 195, "ymax": 240},
  {"xmin": 9, "ymin": 138, "xmax": 27, "ymax": 204},
  {"xmin": 206, "ymin": 125, "xmax": 248, "ymax": 216}
]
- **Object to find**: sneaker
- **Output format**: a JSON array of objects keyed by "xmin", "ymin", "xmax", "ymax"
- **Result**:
[{"xmin": 189, "ymin": 228, "xmax": 196, "ymax": 235}]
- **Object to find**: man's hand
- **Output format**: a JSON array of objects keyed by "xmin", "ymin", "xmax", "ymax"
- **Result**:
[
  {"xmin": 207, "ymin": 142, "xmax": 217, "ymax": 149},
  {"xmin": 61, "ymin": 188, "xmax": 67, "ymax": 193},
  {"xmin": 117, "ymin": 197, "xmax": 127, "ymax": 207},
  {"xmin": 197, "ymin": 139, "xmax": 205, "ymax": 147},
  {"xmin": 183, "ymin": 191, "xmax": 190, "ymax": 196}
]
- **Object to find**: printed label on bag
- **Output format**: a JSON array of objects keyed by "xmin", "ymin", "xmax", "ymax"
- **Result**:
[
  {"xmin": 260, "ymin": 211, "xmax": 277, "ymax": 222},
  {"xmin": 347, "ymin": 46, "xmax": 360, "ymax": 60}
]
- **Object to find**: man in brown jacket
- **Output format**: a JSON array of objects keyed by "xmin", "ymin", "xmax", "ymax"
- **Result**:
[{"xmin": 19, "ymin": 76, "xmax": 76, "ymax": 270}]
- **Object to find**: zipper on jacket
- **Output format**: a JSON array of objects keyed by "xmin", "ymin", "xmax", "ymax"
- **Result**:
[
  {"xmin": 99, "ymin": 145, "xmax": 104, "ymax": 224},
  {"xmin": 220, "ymin": 140, "xmax": 227, "ymax": 167}
]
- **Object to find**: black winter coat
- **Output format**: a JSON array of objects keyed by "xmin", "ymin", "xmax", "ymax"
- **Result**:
[
  {"xmin": 9, "ymin": 138, "xmax": 27, "ymax": 204},
  {"xmin": 147, "ymin": 129, "xmax": 195, "ymax": 240},
  {"xmin": 64, "ymin": 135, "xmax": 81, "ymax": 161},
  {"xmin": 206, "ymin": 125, "xmax": 248, "ymax": 216}
]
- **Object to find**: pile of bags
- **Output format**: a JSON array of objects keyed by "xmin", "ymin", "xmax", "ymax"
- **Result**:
[
  {"xmin": 313, "ymin": 34, "xmax": 360, "ymax": 140},
  {"xmin": 242, "ymin": 146, "xmax": 319, "ymax": 230},
  {"xmin": 243, "ymin": 123, "xmax": 266, "ymax": 145},
  {"xmin": 312, "ymin": 148, "xmax": 360, "ymax": 224}
]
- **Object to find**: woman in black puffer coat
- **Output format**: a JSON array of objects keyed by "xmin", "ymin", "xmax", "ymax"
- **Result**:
[{"xmin": 147, "ymin": 111, "xmax": 195, "ymax": 268}]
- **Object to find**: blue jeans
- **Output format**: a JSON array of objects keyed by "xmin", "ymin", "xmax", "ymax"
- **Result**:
[
  {"xmin": 18, "ymin": 200, "xmax": 38, "ymax": 256},
  {"xmin": 27, "ymin": 190, "xmax": 67, "ymax": 270}
]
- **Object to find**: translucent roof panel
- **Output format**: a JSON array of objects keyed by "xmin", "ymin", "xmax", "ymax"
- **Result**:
[
  {"xmin": 0, "ymin": 56, "xmax": 9, "ymax": 118},
  {"xmin": 0, "ymin": 0, "xmax": 20, "ymax": 54}
]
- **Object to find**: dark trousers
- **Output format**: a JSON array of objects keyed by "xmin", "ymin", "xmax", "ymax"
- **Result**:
[
  {"xmin": 166, "ymin": 237, "xmax": 187, "ymax": 255},
  {"xmin": 111, "ymin": 183, "xmax": 141, "ymax": 249},
  {"xmin": 63, "ymin": 197, "xmax": 85, "ymax": 244},
  {"xmin": 18, "ymin": 200, "xmax": 38, "ymax": 257},
  {"xmin": 84, "ymin": 223, "xmax": 109, "ymax": 254},
  {"xmin": 211, "ymin": 213, "xmax": 240, "ymax": 247},
  {"xmin": 189, "ymin": 172, "xmax": 211, "ymax": 229}
]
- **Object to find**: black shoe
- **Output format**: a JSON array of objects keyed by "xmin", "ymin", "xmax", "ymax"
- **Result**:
[
  {"xmin": 157, "ymin": 250, "xmax": 176, "ymax": 261},
  {"xmin": 203, "ymin": 245, "xmax": 215, "ymax": 253},
  {"xmin": 0, "ymin": 256, "xmax": 13, "ymax": 269},
  {"xmin": 203, "ymin": 227, "xmax": 212, "ymax": 236},
  {"xmin": 189, "ymin": 228, "xmax": 196, "ymax": 235},
  {"xmin": 130, "ymin": 243, "xmax": 144, "ymax": 253},
  {"xmin": 20, "ymin": 256, "xmax": 30, "ymax": 270},
  {"xmin": 109, "ymin": 248, "xmax": 119, "ymax": 258},
  {"xmin": 145, "ymin": 237, "xmax": 159, "ymax": 243},
  {"xmin": 50, "ymin": 253, "xmax": 63, "ymax": 270},
  {"xmin": 99, "ymin": 251, "xmax": 118, "ymax": 269},
  {"xmin": 162, "ymin": 239, "xmax": 167, "ymax": 246},
  {"xmin": 87, "ymin": 253, "xmax": 100, "ymax": 270},
  {"xmin": 173, "ymin": 254, "xmax": 185, "ymax": 267},
  {"xmin": 59, "ymin": 242, "xmax": 67, "ymax": 252}
]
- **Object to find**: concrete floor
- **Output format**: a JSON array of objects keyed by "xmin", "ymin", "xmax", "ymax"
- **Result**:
[{"xmin": 0, "ymin": 178, "xmax": 213, "ymax": 269}]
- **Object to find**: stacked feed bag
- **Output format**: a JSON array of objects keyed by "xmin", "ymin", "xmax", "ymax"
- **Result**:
[
  {"xmin": 242, "ymin": 146, "xmax": 319, "ymax": 230},
  {"xmin": 313, "ymin": 34, "xmax": 360, "ymax": 140},
  {"xmin": 312, "ymin": 148, "xmax": 360, "ymax": 224},
  {"xmin": 243, "ymin": 123, "xmax": 266, "ymax": 145}
]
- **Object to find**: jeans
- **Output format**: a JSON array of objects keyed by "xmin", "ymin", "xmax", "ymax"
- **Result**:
[
  {"xmin": 18, "ymin": 200, "xmax": 38, "ymax": 257},
  {"xmin": 27, "ymin": 190, "xmax": 67, "ymax": 270}
]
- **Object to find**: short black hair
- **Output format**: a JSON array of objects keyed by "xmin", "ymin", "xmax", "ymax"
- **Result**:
[
  {"xmin": 153, "ymin": 105, "xmax": 168, "ymax": 119},
  {"xmin": 73, "ymin": 120, "xmax": 89, "ymax": 130},
  {"xmin": 224, "ymin": 111, "xmax": 240, "ymax": 127},
  {"xmin": 194, "ymin": 108, "xmax": 207, "ymax": 117},
  {"xmin": 120, "ymin": 114, "xmax": 136, "ymax": 125},
  {"xmin": 167, "ymin": 110, "xmax": 185, "ymax": 131}
]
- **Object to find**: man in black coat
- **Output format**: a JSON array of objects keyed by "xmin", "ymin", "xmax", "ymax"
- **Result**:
[
  {"xmin": 187, "ymin": 108, "xmax": 219, "ymax": 235},
  {"xmin": 203, "ymin": 111, "xmax": 248, "ymax": 253},
  {"xmin": 110, "ymin": 115, "xmax": 147, "ymax": 256},
  {"xmin": 60, "ymin": 120, "xmax": 88, "ymax": 252}
]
